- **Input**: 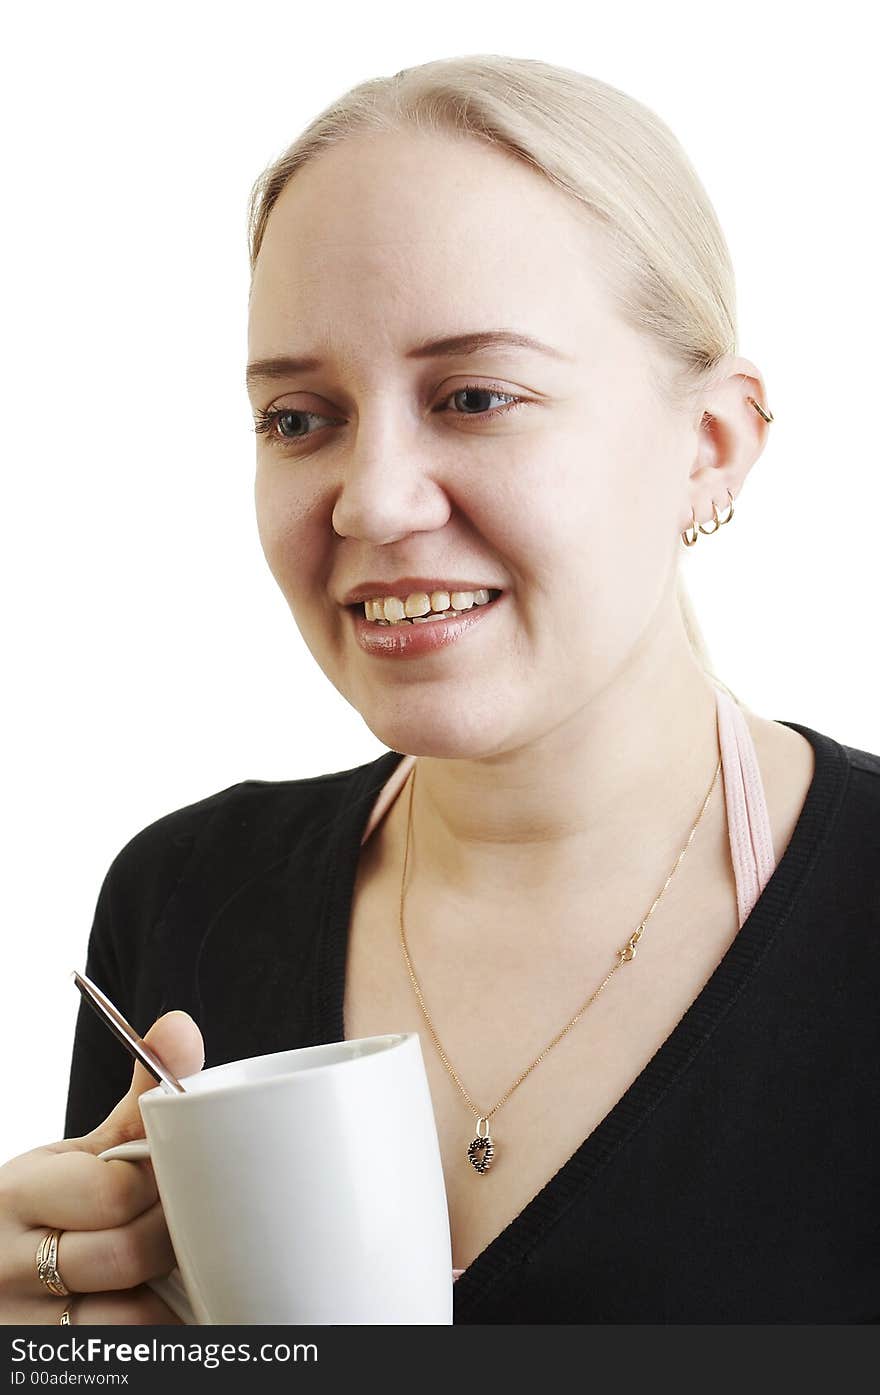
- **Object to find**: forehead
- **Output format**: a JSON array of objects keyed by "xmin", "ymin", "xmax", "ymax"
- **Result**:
[{"xmin": 247, "ymin": 130, "xmax": 616, "ymax": 361}]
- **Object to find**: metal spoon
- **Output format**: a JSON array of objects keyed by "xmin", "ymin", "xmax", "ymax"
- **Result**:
[{"xmin": 71, "ymin": 969, "xmax": 186, "ymax": 1095}]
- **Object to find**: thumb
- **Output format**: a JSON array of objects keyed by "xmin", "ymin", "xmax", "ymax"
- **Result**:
[{"xmin": 81, "ymin": 1010, "xmax": 205, "ymax": 1155}]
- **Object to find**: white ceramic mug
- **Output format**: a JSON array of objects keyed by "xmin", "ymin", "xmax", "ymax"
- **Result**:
[{"xmin": 98, "ymin": 1033, "xmax": 453, "ymax": 1324}]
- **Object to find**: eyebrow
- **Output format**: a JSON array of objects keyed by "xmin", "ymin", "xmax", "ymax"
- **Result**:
[{"xmin": 245, "ymin": 329, "xmax": 574, "ymax": 392}]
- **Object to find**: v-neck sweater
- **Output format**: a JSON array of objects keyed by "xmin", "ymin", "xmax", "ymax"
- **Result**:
[{"xmin": 63, "ymin": 706, "xmax": 880, "ymax": 1322}]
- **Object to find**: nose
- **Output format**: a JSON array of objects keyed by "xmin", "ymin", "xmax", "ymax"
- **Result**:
[{"xmin": 330, "ymin": 412, "xmax": 452, "ymax": 544}]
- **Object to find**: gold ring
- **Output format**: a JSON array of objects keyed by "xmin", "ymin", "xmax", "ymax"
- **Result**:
[
  {"xmin": 59, "ymin": 1299, "xmax": 74, "ymax": 1325},
  {"xmin": 36, "ymin": 1229, "xmax": 71, "ymax": 1298}
]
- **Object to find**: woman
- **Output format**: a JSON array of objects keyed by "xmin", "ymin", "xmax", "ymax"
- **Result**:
[{"xmin": 2, "ymin": 54, "xmax": 878, "ymax": 1325}]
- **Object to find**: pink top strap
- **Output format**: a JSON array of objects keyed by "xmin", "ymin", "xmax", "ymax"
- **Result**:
[
  {"xmin": 713, "ymin": 684, "xmax": 777, "ymax": 925},
  {"xmin": 359, "ymin": 682, "xmax": 776, "ymax": 1285}
]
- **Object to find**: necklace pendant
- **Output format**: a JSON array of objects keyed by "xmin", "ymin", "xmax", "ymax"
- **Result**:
[{"xmin": 467, "ymin": 1116, "xmax": 495, "ymax": 1173}]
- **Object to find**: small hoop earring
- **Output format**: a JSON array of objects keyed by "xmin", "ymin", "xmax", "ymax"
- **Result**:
[
  {"xmin": 746, "ymin": 395, "xmax": 774, "ymax": 423},
  {"xmin": 681, "ymin": 488, "xmax": 734, "ymax": 547},
  {"xmin": 698, "ymin": 488, "xmax": 735, "ymax": 534}
]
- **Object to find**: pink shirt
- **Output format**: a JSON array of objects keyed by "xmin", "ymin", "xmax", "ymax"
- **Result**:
[{"xmin": 359, "ymin": 682, "xmax": 777, "ymax": 1283}]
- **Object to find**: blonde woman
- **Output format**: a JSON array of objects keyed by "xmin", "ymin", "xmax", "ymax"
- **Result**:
[{"xmin": 2, "ymin": 55, "xmax": 878, "ymax": 1325}]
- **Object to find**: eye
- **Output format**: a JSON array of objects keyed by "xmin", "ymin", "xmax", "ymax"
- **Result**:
[
  {"xmin": 435, "ymin": 384, "xmax": 526, "ymax": 420},
  {"xmin": 252, "ymin": 404, "xmax": 342, "ymax": 447},
  {"xmin": 252, "ymin": 382, "xmax": 528, "ymax": 451}
]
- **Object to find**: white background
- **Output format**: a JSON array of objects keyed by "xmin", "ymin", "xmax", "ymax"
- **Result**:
[{"xmin": 3, "ymin": 0, "xmax": 877, "ymax": 1156}]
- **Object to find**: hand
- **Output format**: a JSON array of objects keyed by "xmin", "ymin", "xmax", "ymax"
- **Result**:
[{"xmin": 0, "ymin": 1011, "xmax": 204, "ymax": 1324}]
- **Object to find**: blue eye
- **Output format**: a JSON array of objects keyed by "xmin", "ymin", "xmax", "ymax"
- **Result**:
[{"xmin": 252, "ymin": 383, "xmax": 527, "ymax": 450}]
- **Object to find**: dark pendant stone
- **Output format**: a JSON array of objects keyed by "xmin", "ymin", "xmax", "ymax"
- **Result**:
[{"xmin": 467, "ymin": 1133, "xmax": 495, "ymax": 1173}]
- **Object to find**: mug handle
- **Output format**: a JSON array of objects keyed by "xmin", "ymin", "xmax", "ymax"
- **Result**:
[{"xmin": 98, "ymin": 1140, "xmax": 196, "ymax": 1325}]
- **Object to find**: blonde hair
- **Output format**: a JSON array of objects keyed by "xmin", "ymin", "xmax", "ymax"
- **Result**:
[{"xmin": 246, "ymin": 54, "xmax": 749, "ymax": 707}]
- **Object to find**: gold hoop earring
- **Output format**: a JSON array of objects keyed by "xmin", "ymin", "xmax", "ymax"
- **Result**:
[
  {"xmin": 746, "ymin": 395, "xmax": 774, "ymax": 423},
  {"xmin": 699, "ymin": 488, "xmax": 736, "ymax": 534},
  {"xmin": 681, "ymin": 488, "xmax": 735, "ymax": 547}
]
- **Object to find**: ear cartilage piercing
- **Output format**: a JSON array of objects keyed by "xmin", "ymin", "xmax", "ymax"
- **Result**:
[{"xmin": 746, "ymin": 395, "xmax": 774, "ymax": 423}]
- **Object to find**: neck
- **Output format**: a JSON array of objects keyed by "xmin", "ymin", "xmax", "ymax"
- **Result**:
[{"xmin": 400, "ymin": 609, "xmax": 728, "ymax": 918}]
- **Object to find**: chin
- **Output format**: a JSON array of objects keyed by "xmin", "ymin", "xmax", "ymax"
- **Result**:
[{"xmin": 362, "ymin": 703, "xmax": 510, "ymax": 761}]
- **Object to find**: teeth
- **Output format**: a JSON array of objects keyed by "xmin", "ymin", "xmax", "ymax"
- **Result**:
[
  {"xmin": 364, "ymin": 587, "xmax": 499, "ymax": 624},
  {"xmin": 365, "ymin": 588, "xmax": 499, "ymax": 627}
]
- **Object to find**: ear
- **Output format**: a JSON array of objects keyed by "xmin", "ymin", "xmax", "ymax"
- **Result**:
[{"xmin": 683, "ymin": 355, "xmax": 773, "ymax": 533}]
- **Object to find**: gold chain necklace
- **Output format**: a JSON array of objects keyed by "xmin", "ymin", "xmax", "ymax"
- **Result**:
[{"xmin": 398, "ymin": 744, "xmax": 722, "ymax": 1174}]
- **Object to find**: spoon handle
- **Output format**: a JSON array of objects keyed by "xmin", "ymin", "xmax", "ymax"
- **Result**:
[{"xmin": 71, "ymin": 969, "xmax": 186, "ymax": 1095}]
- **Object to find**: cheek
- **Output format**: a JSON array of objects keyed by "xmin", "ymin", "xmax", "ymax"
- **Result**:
[
  {"xmin": 488, "ymin": 447, "xmax": 607, "ymax": 600},
  {"xmin": 252, "ymin": 478, "xmax": 343, "ymax": 664},
  {"xmin": 498, "ymin": 439, "xmax": 664, "ymax": 643},
  {"xmin": 254, "ymin": 466, "xmax": 324, "ymax": 589}
]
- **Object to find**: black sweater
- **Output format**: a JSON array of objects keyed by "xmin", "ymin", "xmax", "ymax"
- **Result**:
[{"xmin": 64, "ymin": 718, "xmax": 880, "ymax": 1323}]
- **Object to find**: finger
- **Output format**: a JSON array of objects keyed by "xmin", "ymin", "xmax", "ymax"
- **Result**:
[
  {"xmin": 73, "ymin": 1286, "xmax": 185, "ymax": 1324},
  {"xmin": 2, "ymin": 1147, "xmax": 158, "ymax": 1230},
  {"xmin": 10, "ymin": 1201, "xmax": 176, "ymax": 1301},
  {"xmin": 81, "ymin": 1012, "xmax": 206, "ymax": 1160},
  {"xmin": 2, "ymin": 1285, "xmax": 184, "ymax": 1326}
]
